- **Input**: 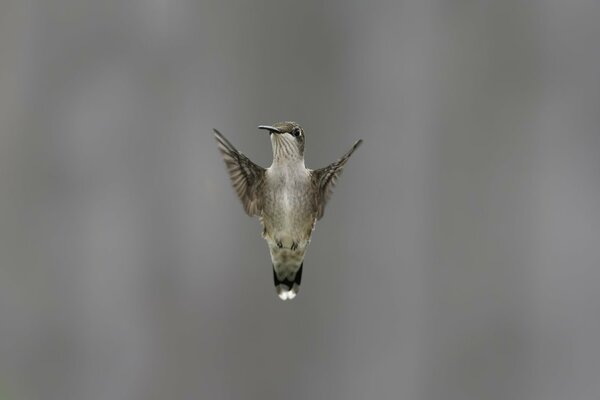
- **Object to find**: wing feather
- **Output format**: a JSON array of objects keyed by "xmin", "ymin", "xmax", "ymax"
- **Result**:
[
  {"xmin": 214, "ymin": 129, "xmax": 265, "ymax": 216},
  {"xmin": 311, "ymin": 139, "xmax": 362, "ymax": 220}
]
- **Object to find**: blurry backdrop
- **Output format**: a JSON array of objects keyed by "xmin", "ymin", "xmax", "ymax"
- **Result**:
[{"xmin": 1, "ymin": 1, "xmax": 600, "ymax": 399}]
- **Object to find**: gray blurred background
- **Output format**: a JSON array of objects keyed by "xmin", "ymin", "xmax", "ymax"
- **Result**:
[{"xmin": 1, "ymin": 1, "xmax": 600, "ymax": 399}]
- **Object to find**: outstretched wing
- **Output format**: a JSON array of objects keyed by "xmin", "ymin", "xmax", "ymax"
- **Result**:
[
  {"xmin": 214, "ymin": 129, "xmax": 266, "ymax": 216},
  {"xmin": 311, "ymin": 139, "xmax": 363, "ymax": 220}
]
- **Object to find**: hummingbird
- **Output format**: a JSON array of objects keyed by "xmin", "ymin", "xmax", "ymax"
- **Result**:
[{"xmin": 213, "ymin": 122, "xmax": 362, "ymax": 300}]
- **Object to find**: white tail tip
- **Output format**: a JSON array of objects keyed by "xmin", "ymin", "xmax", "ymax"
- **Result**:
[{"xmin": 276, "ymin": 284, "xmax": 300, "ymax": 301}]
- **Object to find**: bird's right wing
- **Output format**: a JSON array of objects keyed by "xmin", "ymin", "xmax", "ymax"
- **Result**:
[
  {"xmin": 311, "ymin": 139, "xmax": 363, "ymax": 220},
  {"xmin": 214, "ymin": 129, "xmax": 266, "ymax": 216}
]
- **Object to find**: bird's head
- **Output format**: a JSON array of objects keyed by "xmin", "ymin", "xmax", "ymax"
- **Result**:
[{"xmin": 258, "ymin": 121, "xmax": 305, "ymax": 163}]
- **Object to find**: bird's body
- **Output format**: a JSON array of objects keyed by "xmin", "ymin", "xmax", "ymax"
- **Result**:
[
  {"xmin": 214, "ymin": 122, "xmax": 362, "ymax": 300},
  {"xmin": 262, "ymin": 161, "xmax": 313, "ymax": 295}
]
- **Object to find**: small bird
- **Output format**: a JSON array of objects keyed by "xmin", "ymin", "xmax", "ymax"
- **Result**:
[{"xmin": 214, "ymin": 122, "xmax": 362, "ymax": 300}]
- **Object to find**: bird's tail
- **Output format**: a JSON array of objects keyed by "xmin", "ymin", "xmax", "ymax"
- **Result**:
[{"xmin": 273, "ymin": 263, "xmax": 303, "ymax": 300}]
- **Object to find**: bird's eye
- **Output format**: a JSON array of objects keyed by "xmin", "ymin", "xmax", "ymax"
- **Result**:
[{"xmin": 292, "ymin": 128, "xmax": 301, "ymax": 137}]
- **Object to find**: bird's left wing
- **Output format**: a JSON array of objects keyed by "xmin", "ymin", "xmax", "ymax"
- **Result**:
[
  {"xmin": 311, "ymin": 139, "xmax": 363, "ymax": 220},
  {"xmin": 214, "ymin": 129, "xmax": 266, "ymax": 216}
]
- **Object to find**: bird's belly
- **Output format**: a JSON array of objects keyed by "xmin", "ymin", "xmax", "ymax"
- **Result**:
[
  {"xmin": 264, "ymin": 209, "xmax": 314, "ymax": 246},
  {"xmin": 261, "ymin": 189, "xmax": 315, "ymax": 249}
]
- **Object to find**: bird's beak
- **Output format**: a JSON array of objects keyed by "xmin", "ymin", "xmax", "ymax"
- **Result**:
[{"xmin": 258, "ymin": 125, "xmax": 281, "ymax": 134}]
